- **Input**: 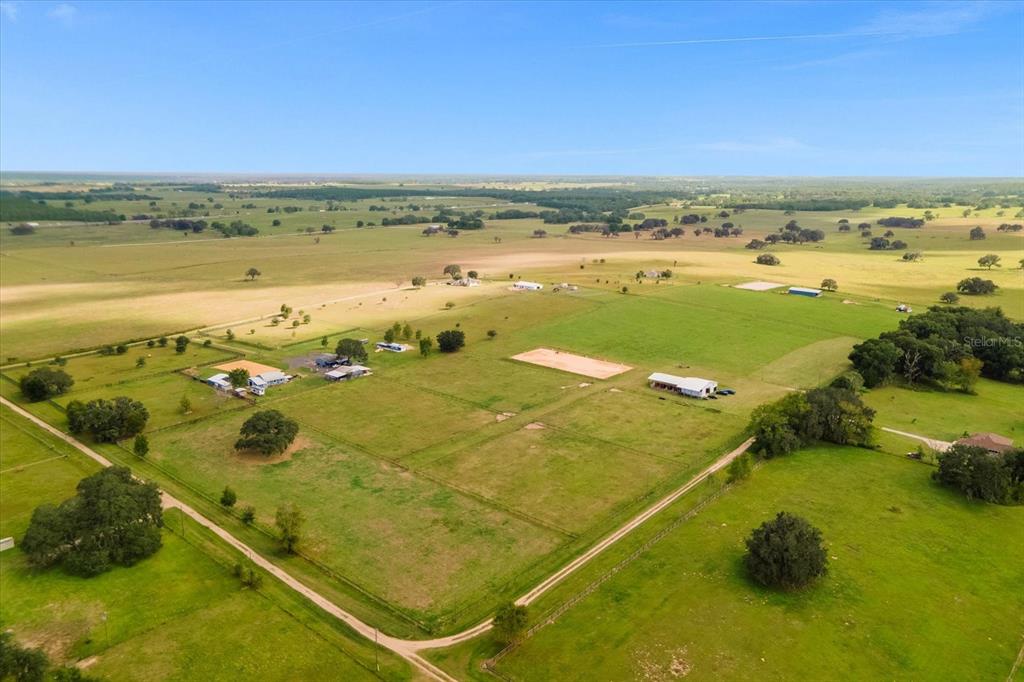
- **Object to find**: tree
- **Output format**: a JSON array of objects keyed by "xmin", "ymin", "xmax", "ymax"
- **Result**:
[
  {"xmin": 849, "ymin": 338, "xmax": 902, "ymax": 387},
  {"xmin": 179, "ymin": 396, "xmax": 192, "ymax": 414},
  {"xmin": 727, "ymin": 453, "xmax": 753, "ymax": 483},
  {"xmin": 158, "ymin": 336, "xmax": 168, "ymax": 347},
  {"xmin": 829, "ymin": 370, "xmax": 864, "ymax": 392},
  {"xmin": 66, "ymin": 397, "xmax": 149, "ymax": 442},
  {"xmin": 235, "ymin": 410, "xmax": 299, "ymax": 456},
  {"xmin": 335, "ymin": 337, "xmax": 368, "ymax": 363},
  {"xmin": 755, "ymin": 253, "xmax": 780, "ymax": 266},
  {"xmin": 21, "ymin": 466, "xmax": 162, "ymax": 576},
  {"xmin": 902, "ymin": 251, "xmax": 922, "ymax": 261},
  {"xmin": 401, "ymin": 323, "xmax": 414, "ymax": 340},
  {"xmin": 969, "ymin": 226, "xmax": 985, "ymax": 240},
  {"xmin": 945, "ymin": 356, "xmax": 983, "ymax": 393},
  {"xmin": 492, "ymin": 602, "xmax": 528, "ymax": 645},
  {"xmin": 220, "ymin": 486, "xmax": 237, "ymax": 508},
  {"xmin": 977, "ymin": 254, "xmax": 1001, "ymax": 269},
  {"xmin": 133, "ymin": 434, "xmax": 149, "ymax": 458},
  {"xmin": 419, "ymin": 337, "xmax": 433, "ymax": 357},
  {"xmin": 487, "ymin": 329, "xmax": 497, "ymax": 339},
  {"xmin": 820, "ymin": 278, "xmax": 837, "ymax": 292},
  {"xmin": 174, "ymin": 335, "xmax": 190, "ymax": 354},
  {"xmin": 436, "ymin": 329, "xmax": 466, "ymax": 353},
  {"xmin": 443, "ymin": 264, "xmax": 462, "ymax": 279},
  {"xmin": 19, "ymin": 367, "xmax": 74, "ymax": 402},
  {"xmin": 240, "ymin": 505, "xmax": 256, "ymax": 525},
  {"xmin": 275, "ymin": 503, "xmax": 304, "ymax": 553},
  {"xmin": 245, "ymin": 267, "xmax": 261, "ymax": 280},
  {"xmin": 744, "ymin": 512, "xmax": 827, "ymax": 589},
  {"xmin": 411, "ymin": 275, "xmax": 426, "ymax": 287},
  {"xmin": 135, "ymin": 356, "xmax": 146, "ymax": 368},
  {"xmin": 934, "ymin": 445, "xmax": 1024, "ymax": 505},
  {"xmin": 227, "ymin": 368, "xmax": 250, "ymax": 388},
  {"xmin": 939, "ymin": 291, "xmax": 960, "ymax": 304},
  {"xmin": 0, "ymin": 631, "xmax": 50, "ymax": 682},
  {"xmin": 956, "ymin": 277, "xmax": 998, "ymax": 295}
]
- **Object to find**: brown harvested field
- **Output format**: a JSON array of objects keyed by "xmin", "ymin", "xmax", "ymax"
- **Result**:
[
  {"xmin": 511, "ymin": 347, "xmax": 632, "ymax": 379},
  {"xmin": 213, "ymin": 359, "xmax": 282, "ymax": 375}
]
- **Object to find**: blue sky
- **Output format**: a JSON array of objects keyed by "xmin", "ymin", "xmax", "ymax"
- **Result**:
[{"xmin": 1, "ymin": 1, "xmax": 1022, "ymax": 176}]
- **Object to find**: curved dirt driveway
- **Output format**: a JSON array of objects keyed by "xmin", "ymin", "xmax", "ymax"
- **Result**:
[{"xmin": 2, "ymin": 396, "xmax": 751, "ymax": 680}]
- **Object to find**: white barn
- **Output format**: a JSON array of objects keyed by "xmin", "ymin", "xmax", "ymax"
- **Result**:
[
  {"xmin": 206, "ymin": 373, "xmax": 231, "ymax": 390},
  {"xmin": 513, "ymin": 281, "xmax": 543, "ymax": 291},
  {"xmin": 648, "ymin": 372, "xmax": 718, "ymax": 398}
]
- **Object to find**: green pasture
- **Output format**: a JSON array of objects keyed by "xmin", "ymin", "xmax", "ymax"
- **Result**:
[{"xmin": 481, "ymin": 446, "xmax": 1024, "ymax": 681}]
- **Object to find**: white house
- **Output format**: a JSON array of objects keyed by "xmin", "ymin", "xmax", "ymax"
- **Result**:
[
  {"xmin": 513, "ymin": 281, "xmax": 543, "ymax": 291},
  {"xmin": 648, "ymin": 372, "xmax": 718, "ymax": 398},
  {"xmin": 448, "ymin": 277, "xmax": 480, "ymax": 287},
  {"xmin": 248, "ymin": 370, "xmax": 292, "ymax": 396}
]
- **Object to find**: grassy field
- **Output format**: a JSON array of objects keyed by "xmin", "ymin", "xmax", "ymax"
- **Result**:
[
  {"xmin": 0, "ymin": 405, "xmax": 412, "ymax": 680},
  {"xmin": 445, "ymin": 446, "xmax": 1024, "ymax": 681}
]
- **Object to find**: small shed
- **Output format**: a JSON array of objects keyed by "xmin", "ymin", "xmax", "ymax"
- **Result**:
[
  {"xmin": 648, "ymin": 372, "xmax": 718, "ymax": 398},
  {"xmin": 788, "ymin": 287, "xmax": 822, "ymax": 298}
]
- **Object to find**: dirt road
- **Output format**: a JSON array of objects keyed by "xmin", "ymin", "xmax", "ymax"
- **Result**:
[{"xmin": 2, "ymin": 396, "xmax": 752, "ymax": 679}]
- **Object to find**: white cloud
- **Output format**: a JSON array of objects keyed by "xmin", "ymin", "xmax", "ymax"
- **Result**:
[
  {"xmin": 696, "ymin": 138, "xmax": 811, "ymax": 153},
  {"xmin": 47, "ymin": 2, "xmax": 76, "ymax": 25},
  {"xmin": 0, "ymin": 1, "xmax": 18, "ymax": 21},
  {"xmin": 855, "ymin": 1, "xmax": 1001, "ymax": 40}
]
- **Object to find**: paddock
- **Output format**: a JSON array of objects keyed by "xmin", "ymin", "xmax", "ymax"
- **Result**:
[
  {"xmin": 213, "ymin": 359, "xmax": 282, "ymax": 376},
  {"xmin": 511, "ymin": 347, "xmax": 632, "ymax": 379}
]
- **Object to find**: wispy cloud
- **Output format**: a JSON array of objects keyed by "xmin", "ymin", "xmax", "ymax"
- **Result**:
[
  {"xmin": 778, "ymin": 48, "xmax": 887, "ymax": 71},
  {"xmin": 0, "ymin": 1, "xmax": 17, "ymax": 22},
  {"xmin": 584, "ymin": 30, "xmax": 899, "ymax": 50},
  {"xmin": 696, "ymin": 138, "xmax": 811, "ymax": 153},
  {"xmin": 47, "ymin": 2, "xmax": 76, "ymax": 25}
]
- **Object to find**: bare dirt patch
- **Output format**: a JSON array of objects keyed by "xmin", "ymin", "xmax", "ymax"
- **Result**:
[
  {"xmin": 233, "ymin": 435, "xmax": 312, "ymax": 465},
  {"xmin": 511, "ymin": 347, "xmax": 632, "ymax": 379},
  {"xmin": 733, "ymin": 280, "xmax": 784, "ymax": 291},
  {"xmin": 214, "ymin": 359, "xmax": 282, "ymax": 376},
  {"xmin": 495, "ymin": 412, "xmax": 516, "ymax": 422},
  {"xmin": 524, "ymin": 422, "xmax": 546, "ymax": 430}
]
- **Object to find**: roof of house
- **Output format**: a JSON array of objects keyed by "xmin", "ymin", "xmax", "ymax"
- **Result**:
[
  {"xmin": 207, "ymin": 373, "xmax": 229, "ymax": 382},
  {"xmin": 955, "ymin": 432, "xmax": 1015, "ymax": 453},
  {"xmin": 788, "ymin": 286, "xmax": 822, "ymax": 294},
  {"xmin": 258, "ymin": 370, "xmax": 288, "ymax": 382},
  {"xmin": 648, "ymin": 373, "xmax": 717, "ymax": 391},
  {"xmin": 326, "ymin": 365, "xmax": 370, "ymax": 378}
]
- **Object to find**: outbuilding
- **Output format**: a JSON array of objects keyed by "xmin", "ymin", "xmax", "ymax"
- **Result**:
[
  {"xmin": 788, "ymin": 286, "xmax": 822, "ymax": 297},
  {"xmin": 513, "ymin": 281, "xmax": 543, "ymax": 291},
  {"xmin": 375, "ymin": 342, "xmax": 405, "ymax": 352},
  {"xmin": 206, "ymin": 373, "xmax": 232, "ymax": 390},
  {"xmin": 325, "ymin": 365, "xmax": 371, "ymax": 381},
  {"xmin": 648, "ymin": 372, "xmax": 718, "ymax": 398}
]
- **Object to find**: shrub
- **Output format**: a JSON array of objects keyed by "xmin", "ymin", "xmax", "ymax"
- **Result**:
[
  {"xmin": 939, "ymin": 292, "xmax": 959, "ymax": 304},
  {"xmin": 436, "ymin": 329, "xmax": 466, "ymax": 353},
  {"xmin": 744, "ymin": 512, "xmax": 828, "ymax": 589},
  {"xmin": 755, "ymin": 253, "xmax": 780, "ymax": 266},
  {"xmin": 220, "ymin": 486, "xmax": 237, "ymax": 508},
  {"xmin": 726, "ymin": 453, "xmax": 753, "ymax": 483},
  {"xmin": 492, "ymin": 602, "xmax": 528, "ymax": 644},
  {"xmin": 240, "ymin": 505, "xmax": 256, "ymax": 525}
]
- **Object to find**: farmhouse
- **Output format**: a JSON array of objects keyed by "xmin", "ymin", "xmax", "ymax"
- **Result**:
[
  {"xmin": 788, "ymin": 286, "xmax": 822, "ymax": 297},
  {"xmin": 955, "ymin": 432, "xmax": 1015, "ymax": 454},
  {"xmin": 448, "ymin": 277, "xmax": 480, "ymax": 287},
  {"xmin": 513, "ymin": 281, "xmax": 543, "ymax": 291},
  {"xmin": 325, "ymin": 365, "xmax": 371, "ymax": 381},
  {"xmin": 248, "ymin": 370, "xmax": 292, "ymax": 395},
  {"xmin": 206, "ymin": 373, "xmax": 232, "ymax": 390},
  {"xmin": 648, "ymin": 372, "xmax": 718, "ymax": 398}
]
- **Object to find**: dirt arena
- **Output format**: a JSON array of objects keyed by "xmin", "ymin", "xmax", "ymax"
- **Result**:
[
  {"xmin": 214, "ymin": 359, "xmax": 282, "ymax": 376},
  {"xmin": 511, "ymin": 348, "xmax": 632, "ymax": 379},
  {"xmin": 733, "ymin": 280, "xmax": 785, "ymax": 291}
]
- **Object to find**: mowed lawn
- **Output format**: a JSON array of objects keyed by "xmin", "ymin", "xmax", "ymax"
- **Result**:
[
  {"xmin": 865, "ymin": 378, "xmax": 1024, "ymax": 444},
  {"xmin": 0, "ymin": 406, "xmax": 396, "ymax": 681},
  {"xmin": 492, "ymin": 447, "xmax": 1024, "ymax": 681},
  {"xmin": 145, "ymin": 409, "xmax": 563, "ymax": 616}
]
